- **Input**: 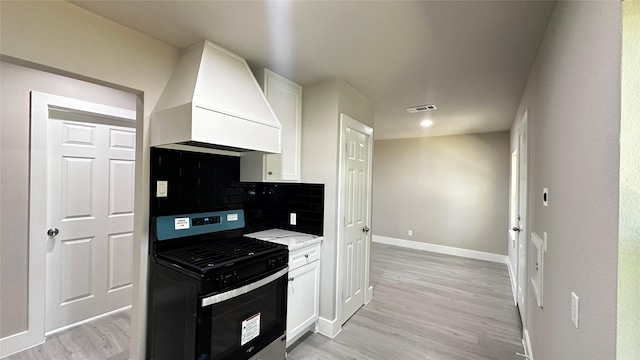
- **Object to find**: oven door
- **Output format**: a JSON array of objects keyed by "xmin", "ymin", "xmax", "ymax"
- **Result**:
[{"xmin": 196, "ymin": 267, "xmax": 288, "ymax": 360}]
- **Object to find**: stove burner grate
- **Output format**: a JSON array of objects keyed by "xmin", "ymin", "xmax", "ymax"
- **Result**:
[{"xmin": 159, "ymin": 237, "xmax": 280, "ymax": 272}]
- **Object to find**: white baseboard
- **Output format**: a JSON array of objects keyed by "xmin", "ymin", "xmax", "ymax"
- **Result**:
[
  {"xmin": 316, "ymin": 316, "xmax": 341, "ymax": 339},
  {"xmin": 1, "ymin": 305, "xmax": 131, "ymax": 359},
  {"xmin": 372, "ymin": 235, "xmax": 508, "ymax": 264},
  {"xmin": 0, "ymin": 330, "xmax": 44, "ymax": 359},
  {"xmin": 507, "ymin": 256, "xmax": 518, "ymax": 305},
  {"xmin": 523, "ymin": 328, "xmax": 533, "ymax": 360},
  {"xmin": 46, "ymin": 305, "xmax": 131, "ymax": 336}
]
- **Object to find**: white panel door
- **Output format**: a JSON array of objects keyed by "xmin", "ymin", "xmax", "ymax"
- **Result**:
[
  {"xmin": 341, "ymin": 121, "xmax": 371, "ymax": 324},
  {"xmin": 516, "ymin": 113, "xmax": 529, "ymax": 323},
  {"xmin": 46, "ymin": 118, "xmax": 135, "ymax": 332}
]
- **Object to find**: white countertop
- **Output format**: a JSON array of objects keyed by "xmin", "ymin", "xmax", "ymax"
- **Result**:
[{"xmin": 244, "ymin": 229, "xmax": 322, "ymax": 251}]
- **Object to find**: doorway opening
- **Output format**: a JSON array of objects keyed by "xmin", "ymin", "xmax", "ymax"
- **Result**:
[{"xmin": 11, "ymin": 91, "xmax": 136, "ymax": 357}]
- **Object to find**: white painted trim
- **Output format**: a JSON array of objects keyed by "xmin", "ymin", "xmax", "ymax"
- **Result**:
[
  {"xmin": 45, "ymin": 305, "xmax": 131, "ymax": 336},
  {"xmin": 315, "ymin": 316, "xmax": 342, "ymax": 339},
  {"xmin": 0, "ymin": 331, "xmax": 44, "ymax": 359},
  {"xmin": 365, "ymin": 285, "xmax": 373, "ymax": 304},
  {"xmin": 523, "ymin": 328, "xmax": 534, "ymax": 360},
  {"xmin": 0, "ymin": 92, "xmax": 136, "ymax": 358},
  {"xmin": 372, "ymin": 235, "xmax": 508, "ymax": 264},
  {"xmin": 507, "ymin": 256, "xmax": 518, "ymax": 305}
]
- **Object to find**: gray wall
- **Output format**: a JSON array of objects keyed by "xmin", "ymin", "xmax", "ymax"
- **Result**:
[
  {"xmin": 512, "ymin": 2, "xmax": 621, "ymax": 359},
  {"xmin": 301, "ymin": 78, "xmax": 374, "ymax": 323},
  {"xmin": 372, "ymin": 132, "xmax": 510, "ymax": 255},
  {"xmin": 1, "ymin": 2, "xmax": 178, "ymax": 356},
  {"xmin": 0, "ymin": 61, "xmax": 137, "ymax": 337}
]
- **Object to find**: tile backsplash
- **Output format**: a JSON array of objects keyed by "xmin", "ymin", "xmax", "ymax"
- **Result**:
[{"xmin": 150, "ymin": 148, "xmax": 324, "ymax": 236}]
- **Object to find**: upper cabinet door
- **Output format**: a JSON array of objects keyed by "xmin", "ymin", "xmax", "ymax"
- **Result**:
[{"xmin": 241, "ymin": 69, "xmax": 302, "ymax": 182}]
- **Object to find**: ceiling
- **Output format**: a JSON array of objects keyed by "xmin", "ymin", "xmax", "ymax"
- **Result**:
[{"xmin": 70, "ymin": 0, "xmax": 555, "ymax": 140}]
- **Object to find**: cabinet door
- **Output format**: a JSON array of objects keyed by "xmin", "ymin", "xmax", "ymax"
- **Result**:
[
  {"xmin": 263, "ymin": 71, "xmax": 302, "ymax": 181},
  {"xmin": 287, "ymin": 260, "xmax": 320, "ymax": 341}
]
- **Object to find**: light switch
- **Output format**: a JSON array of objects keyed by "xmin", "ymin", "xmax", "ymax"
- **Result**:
[
  {"xmin": 157, "ymin": 181, "xmax": 168, "ymax": 198},
  {"xmin": 290, "ymin": 213, "xmax": 297, "ymax": 226}
]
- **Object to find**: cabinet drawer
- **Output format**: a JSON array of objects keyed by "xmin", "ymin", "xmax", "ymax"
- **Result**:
[{"xmin": 289, "ymin": 243, "xmax": 320, "ymax": 271}]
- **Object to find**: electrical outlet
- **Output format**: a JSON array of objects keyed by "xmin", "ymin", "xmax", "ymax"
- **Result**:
[
  {"xmin": 290, "ymin": 213, "xmax": 297, "ymax": 226},
  {"xmin": 571, "ymin": 292, "xmax": 580, "ymax": 328},
  {"xmin": 408, "ymin": 230, "xmax": 413, "ymax": 236}
]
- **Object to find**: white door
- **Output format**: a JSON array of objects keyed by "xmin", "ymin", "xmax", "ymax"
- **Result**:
[
  {"xmin": 515, "ymin": 112, "xmax": 528, "ymax": 322},
  {"xmin": 45, "ymin": 116, "xmax": 135, "ymax": 332},
  {"xmin": 340, "ymin": 115, "xmax": 372, "ymax": 324}
]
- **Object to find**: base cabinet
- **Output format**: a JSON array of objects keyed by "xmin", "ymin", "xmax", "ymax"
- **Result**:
[{"xmin": 286, "ymin": 243, "xmax": 321, "ymax": 347}]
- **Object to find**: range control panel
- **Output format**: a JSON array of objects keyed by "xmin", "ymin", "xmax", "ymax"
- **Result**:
[
  {"xmin": 155, "ymin": 210, "xmax": 245, "ymax": 241},
  {"xmin": 192, "ymin": 216, "xmax": 221, "ymax": 227}
]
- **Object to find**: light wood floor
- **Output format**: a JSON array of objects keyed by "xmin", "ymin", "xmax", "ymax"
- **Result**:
[
  {"xmin": 6, "ymin": 243, "xmax": 522, "ymax": 360},
  {"xmin": 4, "ymin": 311, "xmax": 130, "ymax": 360},
  {"xmin": 287, "ymin": 243, "xmax": 523, "ymax": 360}
]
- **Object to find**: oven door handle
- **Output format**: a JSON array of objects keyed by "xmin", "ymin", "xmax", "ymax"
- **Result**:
[{"xmin": 201, "ymin": 267, "xmax": 288, "ymax": 308}]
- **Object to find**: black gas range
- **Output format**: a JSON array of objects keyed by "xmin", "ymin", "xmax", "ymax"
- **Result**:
[{"xmin": 147, "ymin": 210, "xmax": 288, "ymax": 360}]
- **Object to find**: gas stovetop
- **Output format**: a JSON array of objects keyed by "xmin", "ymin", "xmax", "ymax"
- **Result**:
[
  {"xmin": 157, "ymin": 236, "xmax": 286, "ymax": 273},
  {"xmin": 151, "ymin": 210, "xmax": 288, "ymax": 280}
]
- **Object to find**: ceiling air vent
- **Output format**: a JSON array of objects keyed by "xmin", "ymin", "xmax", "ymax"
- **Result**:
[{"xmin": 406, "ymin": 104, "xmax": 437, "ymax": 113}]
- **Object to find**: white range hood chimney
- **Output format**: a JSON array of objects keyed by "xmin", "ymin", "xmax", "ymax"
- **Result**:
[{"xmin": 151, "ymin": 41, "xmax": 281, "ymax": 154}]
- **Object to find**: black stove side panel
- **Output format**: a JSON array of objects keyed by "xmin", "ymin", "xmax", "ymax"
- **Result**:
[{"xmin": 147, "ymin": 262, "xmax": 200, "ymax": 360}]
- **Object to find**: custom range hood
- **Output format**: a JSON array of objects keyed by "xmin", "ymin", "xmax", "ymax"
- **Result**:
[{"xmin": 151, "ymin": 41, "xmax": 281, "ymax": 154}]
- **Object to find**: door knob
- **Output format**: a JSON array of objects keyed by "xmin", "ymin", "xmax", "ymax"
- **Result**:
[
  {"xmin": 512, "ymin": 226, "xmax": 522, "ymax": 232},
  {"xmin": 363, "ymin": 226, "xmax": 370, "ymax": 233},
  {"xmin": 47, "ymin": 228, "xmax": 59, "ymax": 237}
]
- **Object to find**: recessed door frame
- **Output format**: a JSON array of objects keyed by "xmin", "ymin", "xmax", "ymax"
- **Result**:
[
  {"xmin": 0, "ymin": 91, "xmax": 135, "ymax": 357},
  {"xmin": 335, "ymin": 113, "xmax": 374, "ymax": 329}
]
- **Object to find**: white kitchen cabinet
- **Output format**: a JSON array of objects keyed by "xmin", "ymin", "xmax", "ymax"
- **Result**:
[
  {"xmin": 286, "ymin": 242, "xmax": 321, "ymax": 347},
  {"xmin": 241, "ymin": 69, "xmax": 302, "ymax": 182}
]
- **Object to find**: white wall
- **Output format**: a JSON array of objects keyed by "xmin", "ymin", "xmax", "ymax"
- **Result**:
[
  {"xmin": 511, "ymin": 2, "xmax": 621, "ymax": 359},
  {"xmin": 618, "ymin": 1, "xmax": 640, "ymax": 358},
  {"xmin": 0, "ymin": 1, "xmax": 178, "ymax": 357}
]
